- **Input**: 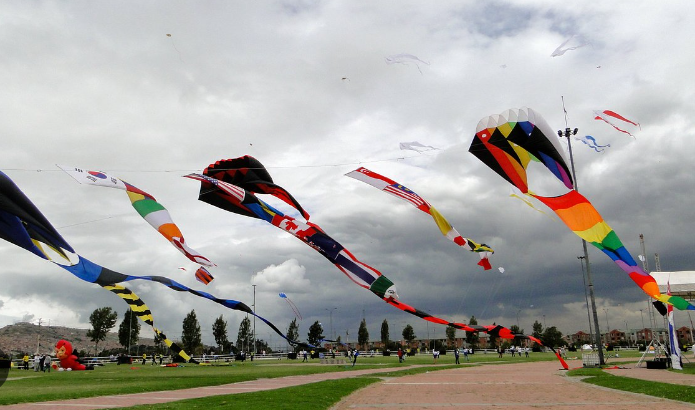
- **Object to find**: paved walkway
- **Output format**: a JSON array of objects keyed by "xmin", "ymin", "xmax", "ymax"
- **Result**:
[
  {"xmin": 3, "ymin": 366, "xmax": 424, "ymax": 410},
  {"xmin": 5, "ymin": 359, "xmax": 695, "ymax": 409},
  {"xmin": 330, "ymin": 359, "xmax": 695, "ymax": 410}
]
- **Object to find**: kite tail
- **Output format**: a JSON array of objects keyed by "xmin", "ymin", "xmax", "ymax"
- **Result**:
[
  {"xmin": 252, "ymin": 311, "xmax": 315, "ymax": 348},
  {"xmin": 284, "ymin": 299, "xmax": 303, "ymax": 320},
  {"xmin": 548, "ymin": 346, "xmax": 569, "ymax": 370},
  {"xmin": 101, "ymin": 284, "xmax": 195, "ymax": 363}
]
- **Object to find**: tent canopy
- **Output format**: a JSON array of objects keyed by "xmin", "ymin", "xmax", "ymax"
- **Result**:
[{"xmin": 651, "ymin": 271, "xmax": 695, "ymax": 299}]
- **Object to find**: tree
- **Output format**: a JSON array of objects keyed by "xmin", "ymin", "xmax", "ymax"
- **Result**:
[
  {"xmin": 212, "ymin": 315, "xmax": 229, "ymax": 352},
  {"xmin": 307, "ymin": 321, "xmax": 324, "ymax": 346},
  {"xmin": 541, "ymin": 326, "xmax": 564, "ymax": 347},
  {"xmin": 286, "ymin": 318, "xmax": 299, "ymax": 352},
  {"xmin": 358, "ymin": 318, "xmax": 369, "ymax": 350},
  {"xmin": 117, "ymin": 309, "xmax": 140, "ymax": 353},
  {"xmin": 380, "ymin": 319, "xmax": 390, "ymax": 347},
  {"xmin": 465, "ymin": 316, "xmax": 480, "ymax": 349},
  {"xmin": 402, "ymin": 324, "xmax": 416, "ymax": 344},
  {"xmin": 181, "ymin": 309, "xmax": 202, "ymax": 355},
  {"xmin": 237, "ymin": 316, "xmax": 251, "ymax": 352},
  {"xmin": 532, "ymin": 320, "xmax": 543, "ymax": 340},
  {"xmin": 446, "ymin": 326, "xmax": 456, "ymax": 348},
  {"xmin": 87, "ymin": 307, "xmax": 118, "ymax": 355}
]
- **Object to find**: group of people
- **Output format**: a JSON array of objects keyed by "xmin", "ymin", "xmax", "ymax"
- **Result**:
[
  {"xmin": 497, "ymin": 346, "xmax": 530, "ymax": 358},
  {"xmin": 21, "ymin": 353, "xmax": 52, "ymax": 372},
  {"xmin": 454, "ymin": 347, "xmax": 471, "ymax": 364},
  {"xmin": 298, "ymin": 348, "xmax": 360, "ymax": 366},
  {"xmin": 141, "ymin": 353, "xmax": 164, "ymax": 365}
]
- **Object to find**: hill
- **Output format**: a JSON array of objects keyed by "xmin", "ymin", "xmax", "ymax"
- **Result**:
[{"xmin": 0, "ymin": 322, "xmax": 154, "ymax": 357}]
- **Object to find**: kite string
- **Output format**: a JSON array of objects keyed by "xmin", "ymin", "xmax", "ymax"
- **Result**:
[{"xmin": 5, "ymin": 152, "xmax": 440, "ymax": 174}]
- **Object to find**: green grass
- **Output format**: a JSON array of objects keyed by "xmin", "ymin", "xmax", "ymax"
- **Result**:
[
  {"xmin": 122, "ymin": 377, "xmax": 382, "ymax": 410},
  {"xmin": 567, "ymin": 366, "xmax": 695, "ymax": 403},
  {"xmin": 0, "ymin": 352, "xmax": 562, "ymax": 406},
  {"xmin": 119, "ymin": 363, "xmax": 462, "ymax": 410}
]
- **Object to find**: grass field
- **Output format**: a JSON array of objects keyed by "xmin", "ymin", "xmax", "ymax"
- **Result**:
[
  {"xmin": 567, "ymin": 362, "xmax": 695, "ymax": 404},
  {"xmin": 2, "ymin": 351, "xmax": 563, "ymax": 406}
]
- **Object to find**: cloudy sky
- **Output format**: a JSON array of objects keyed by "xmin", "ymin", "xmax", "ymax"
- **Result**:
[{"xmin": 1, "ymin": 1, "xmax": 694, "ymax": 349}]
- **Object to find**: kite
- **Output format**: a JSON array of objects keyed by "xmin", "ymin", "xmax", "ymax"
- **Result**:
[
  {"xmin": 667, "ymin": 282, "xmax": 683, "ymax": 369},
  {"xmin": 58, "ymin": 165, "xmax": 214, "ymax": 268},
  {"xmin": 469, "ymin": 107, "xmax": 574, "ymax": 193},
  {"xmin": 550, "ymin": 34, "xmax": 589, "ymax": 57},
  {"xmin": 279, "ymin": 292, "xmax": 302, "ymax": 320},
  {"xmin": 55, "ymin": 340, "xmax": 88, "ymax": 371},
  {"xmin": 166, "ymin": 33, "xmax": 184, "ymax": 62},
  {"xmin": 469, "ymin": 108, "xmax": 695, "ymax": 311},
  {"xmin": 385, "ymin": 53, "xmax": 430, "ymax": 74},
  {"xmin": 186, "ymin": 156, "xmax": 567, "ymax": 368},
  {"xmin": 194, "ymin": 266, "xmax": 214, "ymax": 285},
  {"xmin": 199, "ymin": 157, "xmax": 310, "ymax": 220},
  {"xmin": 345, "ymin": 167, "xmax": 493, "ymax": 270},
  {"xmin": 593, "ymin": 110, "xmax": 640, "ymax": 138},
  {"xmin": 574, "ymin": 135, "xmax": 610, "ymax": 152},
  {"xmin": 399, "ymin": 141, "xmax": 438, "ymax": 153},
  {"xmin": 0, "ymin": 171, "xmax": 311, "ymax": 359}
]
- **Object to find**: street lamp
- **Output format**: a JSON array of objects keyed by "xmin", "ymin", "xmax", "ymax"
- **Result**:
[
  {"xmin": 325, "ymin": 307, "xmax": 337, "ymax": 340},
  {"xmin": 516, "ymin": 309, "xmax": 521, "ymax": 329},
  {"xmin": 252, "ymin": 284, "xmax": 257, "ymax": 355},
  {"xmin": 558, "ymin": 114, "xmax": 605, "ymax": 365},
  {"xmin": 577, "ymin": 256, "xmax": 593, "ymax": 341},
  {"xmin": 603, "ymin": 308, "xmax": 610, "ymax": 344}
]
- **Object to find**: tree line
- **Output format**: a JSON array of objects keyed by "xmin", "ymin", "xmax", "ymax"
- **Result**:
[{"xmin": 85, "ymin": 307, "xmax": 566, "ymax": 356}]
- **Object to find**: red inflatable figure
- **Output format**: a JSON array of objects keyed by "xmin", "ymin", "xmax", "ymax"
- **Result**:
[{"xmin": 55, "ymin": 340, "xmax": 86, "ymax": 371}]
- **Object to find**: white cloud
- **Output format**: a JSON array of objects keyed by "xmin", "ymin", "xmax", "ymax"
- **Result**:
[{"xmin": 251, "ymin": 259, "xmax": 312, "ymax": 293}]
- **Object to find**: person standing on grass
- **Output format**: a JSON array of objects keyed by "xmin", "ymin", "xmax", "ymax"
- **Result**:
[
  {"xmin": 43, "ymin": 354, "xmax": 51, "ymax": 372},
  {"xmin": 454, "ymin": 348, "xmax": 460, "ymax": 364},
  {"xmin": 352, "ymin": 349, "xmax": 359, "ymax": 367}
]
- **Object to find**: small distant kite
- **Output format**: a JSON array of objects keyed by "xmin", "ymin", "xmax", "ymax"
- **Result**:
[
  {"xmin": 385, "ymin": 53, "xmax": 430, "ymax": 74},
  {"xmin": 279, "ymin": 292, "xmax": 302, "ymax": 320},
  {"xmin": 593, "ymin": 110, "xmax": 640, "ymax": 138},
  {"xmin": 551, "ymin": 35, "xmax": 589, "ymax": 57},
  {"xmin": 399, "ymin": 141, "xmax": 438, "ymax": 153},
  {"xmin": 574, "ymin": 135, "xmax": 610, "ymax": 152},
  {"xmin": 194, "ymin": 266, "xmax": 214, "ymax": 285},
  {"xmin": 166, "ymin": 33, "xmax": 184, "ymax": 62}
]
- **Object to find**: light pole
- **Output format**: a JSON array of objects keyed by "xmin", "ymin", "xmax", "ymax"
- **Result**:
[
  {"xmin": 578, "ymin": 256, "xmax": 593, "ymax": 341},
  {"xmin": 516, "ymin": 309, "xmax": 521, "ymax": 329},
  {"xmin": 325, "ymin": 307, "xmax": 337, "ymax": 340},
  {"xmin": 625, "ymin": 321, "xmax": 630, "ymax": 347},
  {"xmin": 603, "ymin": 308, "xmax": 610, "ymax": 344},
  {"xmin": 558, "ymin": 117, "xmax": 605, "ymax": 365},
  {"xmin": 252, "ymin": 284, "xmax": 256, "ymax": 355}
]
